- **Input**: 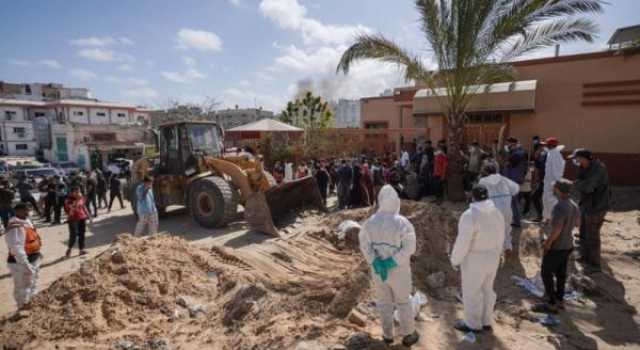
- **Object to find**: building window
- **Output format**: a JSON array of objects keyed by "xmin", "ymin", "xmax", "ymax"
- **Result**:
[
  {"xmin": 24, "ymin": 85, "xmax": 31, "ymax": 95},
  {"xmin": 5, "ymin": 111, "xmax": 16, "ymax": 120},
  {"xmin": 15, "ymin": 144, "xmax": 28, "ymax": 150},
  {"xmin": 96, "ymin": 112, "xmax": 106, "ymax": 117},
  {"xmin": 117, "ymin": 113, "xmax": 126, "ymax": 117},
  {"xmin": 365, "ymin": 122, "xmax": 388, "ymax": 129},
  {"xmin": 466, "ymin": 113, "xmax": 504, "ymax": 124},
  {"xmin": 73, "ymin": 111, "xmax": 84, "ymax": 116},
  {"xmin": 13, "ymin": 127, "xmax": 26, "ymax": 134},
  {"xmin": 34, "ymin": 112, "xmax": 46, "ymax": 117}
]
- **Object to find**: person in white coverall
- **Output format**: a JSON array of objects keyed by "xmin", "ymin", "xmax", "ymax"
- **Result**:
[
  {"xmin": 4, "ymin": 203, "xmax": 42, "ymax": 309},
  {"xmin": 358, "ymin": 185, "xmax": 420, "ymax": 347},
  {"xmin": 543, "ymin": 138, "xmax": 566, "ymax": 221},
  {"xmin": 451, "ymin": 185, "xmax": 506, "ymax": 333},
  {"xmin": 478, "ymin": 164, "xmax": 519, "ymax": 253}
]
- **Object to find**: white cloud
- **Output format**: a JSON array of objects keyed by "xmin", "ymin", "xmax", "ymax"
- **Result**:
[
  {"xmin": 259, "ymin": 0, "xmax": 370, "ymax": 45},
  {"xmin": 182, "ymin": 56, "xmax": 196, "ymax": 66},
  {"xmin": 119, "ymin": 37, "xmax": 134, "ymax": 45},
  {"xmin": 71, "ymin": 36, "xmax": 118, "ymax": 47},
  {"xmin": 39, "ymin": 59, "xmax": 62, "ymax": 69},
  {"xmin": 161, "ymin": 68, "xmax": 205, "ymax": 84},
  {"xmin": 117, "ymin": 64, "xmax": 133, "ymax": 71},
  {"xmin": 228, "ymin": 0, "xmax": 242, "ymax": 7},
  {"xmin": 78, "ymin": 48, "xmax": 133, "ymax": 62},
  {"xmin": 269, "ymin": 44, "xmax": 410, "ymax": 102},
  {"xmin": 123, "ymin": 87, "xmax": 158, "ymax": 99},
  {"xmin": 8, "ymin": 59, "xmax": 29, "ymax": 66},
  {"xmin": 176, "ymin": 29, "xmax": 222, "ymax": 52},
  {"xmin": 106, "ymin": 76, "xmax": 148, "ymax": 86},
  {"xmin": 239, "ymin": 80, "xmax": 251, "ymax": 87},
  {"xmin": 69, "ymin": 68, "xmax": 97, "ymax": 81}
]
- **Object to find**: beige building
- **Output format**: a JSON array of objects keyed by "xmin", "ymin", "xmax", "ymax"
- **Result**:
[{"xmin": 360, "ymin": 50, "xmax": 640, "ymax": 185}]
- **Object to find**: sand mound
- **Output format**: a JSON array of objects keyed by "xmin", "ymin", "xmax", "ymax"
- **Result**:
[{"xmin": 321, "ymin": 200, "xmax": 464, "ymax": 293}]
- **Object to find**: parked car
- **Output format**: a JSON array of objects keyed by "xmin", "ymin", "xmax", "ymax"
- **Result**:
[
  {"xmin": 51, "ymin": 161, "xmax": 81, "ymax": 176},
  {"xmin": 15, "ymin": 167, "xmax": 60, "ymax": 180}
]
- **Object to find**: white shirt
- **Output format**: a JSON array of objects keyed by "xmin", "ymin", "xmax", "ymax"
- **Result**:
[{"xmin": 4, "ymin": 217, "xmax": 34, "ymax": 265}]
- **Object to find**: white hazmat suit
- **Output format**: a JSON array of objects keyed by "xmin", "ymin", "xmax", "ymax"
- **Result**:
[
  {"xmin": 284, "ymin": 162, "xmax": 293, "ymax": 182},
  {"xmin": 543, "ymin": 146, "xmax": 566, "ymax": 220},
  {"xmin": 5, "ymin": 217, "xmax": 41, "ymax": 309},
  {"xmin": 451, "ymin": 200, "xmax": 505, "ymax": 330},
  {"xmin": 478, "ymin": 174, "xmax": 519, "ymax": 251},
  {"xmin": 359, "ymin": 185, "xmax": 416, "ymax": 340}
]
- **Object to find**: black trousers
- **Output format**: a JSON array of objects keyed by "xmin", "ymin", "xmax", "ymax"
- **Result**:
[
  {"xmin": 86, "ymin": 192, "xmax": 98, "ymax": 216},
  {"xmin": 68, "ymin": 220, "xmax": 87, "ymax": 250},
  {"xmin": 531, "ymin": 183, "xmax": 543, "ymax": 219},
  {"xmin": 21, "ymin": 196, "xmax": 41, "ymax": 215},
  {"xmin": 432, "ymin": 177, "xmax": 445, "ymax": 200},
  {"xmin": 108, "ymin": 191, "xmax": 124, "ymax": 210},
  {"xmin": 579, "ymin": 210, "xmax": 606, "ymax": 270},
  {"xmin": 519, "ymin": 191, "xmax": 532, "ymax": 215},
  {"xmin": 97, "ymin": 191, "xmax": 108, "ymax": 208},
  {"xmin": 541, "ymin": 249, "xmax": 572, "ymax": 304}
]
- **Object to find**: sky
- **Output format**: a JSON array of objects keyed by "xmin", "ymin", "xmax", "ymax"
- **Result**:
[{"xmin": 1, "ymin": 0, "xmax": 638, "ymax": 112}]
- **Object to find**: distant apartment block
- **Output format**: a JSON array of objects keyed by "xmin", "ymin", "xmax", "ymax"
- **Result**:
[{"xmin": 332, "ymin": 99, "xmax": 361, "ymax": 128}]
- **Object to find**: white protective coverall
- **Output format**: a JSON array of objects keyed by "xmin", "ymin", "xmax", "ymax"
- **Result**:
[
  {"xmin": 284, "ymin": 162, "xmax": 293, "ymax": 182},
  {"xmin": 451, "ymin": 200, "xmax": 505, "ymax": 330},
  {"xmin": 4, "ymin": 217, "xmax": 41, "ymax": 309},
  {"xmin": 543, "ymin": 145, "xmax": 566, "ymax": 220},
  {"xmin": 478, "ymin": 174, "xmax": 519, "ymax": 251},
  {"xmin": 358, "ymin": 185, "xmax": 417, "ymax": 339}
]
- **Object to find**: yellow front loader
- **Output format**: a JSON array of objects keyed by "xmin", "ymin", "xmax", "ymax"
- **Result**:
[{"xmin": 127, "ymin": 121, "xmax": 323, "ymax": 236}]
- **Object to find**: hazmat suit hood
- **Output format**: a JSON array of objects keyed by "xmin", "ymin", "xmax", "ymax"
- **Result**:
[
  {"xmin": 470, "ymin": 199, "xmax": 497, "ymax": 214},
  {"xmin": 377, "ymin": 185, "xmax": 401, "ymax": 215}
]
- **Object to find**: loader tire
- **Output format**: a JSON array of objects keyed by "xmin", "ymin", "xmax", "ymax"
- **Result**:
[{"xmin": 189, "ymin": 176, "xmax": 238, "ymax": 228}]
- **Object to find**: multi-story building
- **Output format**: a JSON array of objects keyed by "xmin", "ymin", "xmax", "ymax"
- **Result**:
[
  {"xmin": 0, "ymin": 81, "xmax": 89, "ymax": 101},
  {"xmin": 214, "ymin": 107, "xmax": 274, "ymax": 130},
  {"xmin": 332, "ymin": 99, "xmax": 361, "ymax": 128},
  {"xmin": 0, "ymin": 82, "xmax": 151, "ymax": 167}
]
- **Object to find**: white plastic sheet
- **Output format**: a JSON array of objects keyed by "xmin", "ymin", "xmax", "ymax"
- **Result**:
[
  {"xmin": 337, "ymin": 220, "xmax": 361, "ymax": 240},
  {"xmin": 394, "ymin": 291, "xmax": 428, "ymax": 322}
]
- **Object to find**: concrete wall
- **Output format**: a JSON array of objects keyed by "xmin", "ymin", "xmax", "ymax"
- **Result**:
[
  {"xmin": 0, "ymin": 105, "xmax": 26, "ymax": 122},
  {"xmin": 69, "ymin": 107, "xmax": 90, "ymax": 124},
  {"xmin": 89, "ymin": 108, "xmax": 110, "ymax": 124},
  {"xmin": 109, "ymin": 109, "xmax": 130, "ymax": 124},
  {"xmin": 510, "ymin": 53, "xmax": 640, "ymax": 155}
]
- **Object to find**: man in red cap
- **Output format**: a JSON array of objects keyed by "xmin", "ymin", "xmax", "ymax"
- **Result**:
[{"xmin": 542, "ymin": 138, "xmax": 565, "ymax": 223}]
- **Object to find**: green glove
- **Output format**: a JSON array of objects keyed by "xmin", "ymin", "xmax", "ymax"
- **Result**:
[{"xmin": 372, "ymin": 257, "xmax": 398, "ymax": 282}]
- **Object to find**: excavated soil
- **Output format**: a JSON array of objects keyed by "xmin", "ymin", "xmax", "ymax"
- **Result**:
[{"xmin": 2, "ymin": 198, "xmax": 639, "ymax": 350}]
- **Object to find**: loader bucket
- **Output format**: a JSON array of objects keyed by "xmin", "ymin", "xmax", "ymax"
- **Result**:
[{"xmin": 243, "ymin": 176, "xmax": 324, "ymax": 237}]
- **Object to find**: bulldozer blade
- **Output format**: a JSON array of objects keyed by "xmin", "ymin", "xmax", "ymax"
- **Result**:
[
  {"xmin": 244, "ymin": 192, "xmax": 281, "ymax": 237},
  {"xmin": 265, "ymin": 176, "xmax": 324, "ymax": 218},
  {"xmin": 243, "ymin": 176, "xmax": 323, "ymax": 237}
]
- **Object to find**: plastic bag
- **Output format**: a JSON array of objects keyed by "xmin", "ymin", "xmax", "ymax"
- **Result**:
[
  {"xmin": 394, "ymin": 291, "xmax": 428, "ymax": 322},
  {"xmin": 337, "ymin": 220, "xmax": 361, "ymax": 241}
]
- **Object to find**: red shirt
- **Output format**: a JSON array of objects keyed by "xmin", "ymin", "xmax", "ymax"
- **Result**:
[
  {"xmin": 434, "ymin": 153, "xmax": 448, "ymax": 179},
  {"xmin": 64, "ymin": 197, "xmax": 88, "ymax": 221}
]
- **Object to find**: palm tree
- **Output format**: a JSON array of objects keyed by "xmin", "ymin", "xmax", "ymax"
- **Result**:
[{"xmin": 337, "ymin": 0, "xmax": 604, "ymax": 200}]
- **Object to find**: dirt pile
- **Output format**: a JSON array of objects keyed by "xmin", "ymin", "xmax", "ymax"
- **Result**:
[{"xmin": 321, "ymin": 200, "xmax": 464, "ymax": 293}]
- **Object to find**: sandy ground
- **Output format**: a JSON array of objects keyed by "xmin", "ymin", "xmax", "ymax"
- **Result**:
[
  {"xmin": 1, "ymin": 191, "xmax": 639, "ymax": 350},
  {"xmin": 0, "ymin": 203, "xmax": 264, "ymax": 316}
]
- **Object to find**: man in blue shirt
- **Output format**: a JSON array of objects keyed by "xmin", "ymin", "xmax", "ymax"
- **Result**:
[{"xmin": 134, "ymin": 176, "xmax": 158, "ymax": 236}]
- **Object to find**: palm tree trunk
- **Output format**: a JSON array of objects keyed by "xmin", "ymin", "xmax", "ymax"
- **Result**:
[{"xmin": 446, "ymin": 113, "xmax": 466, "ymax": 201}]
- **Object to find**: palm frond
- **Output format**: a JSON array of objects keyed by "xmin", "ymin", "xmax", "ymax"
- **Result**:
[
  {"xmin": 502, "ymin": 18, "xmax": 598, "ymax": 61},
  {"xmin": 336, "ymin": 34, "xmax": 431, "ymax": 83}
]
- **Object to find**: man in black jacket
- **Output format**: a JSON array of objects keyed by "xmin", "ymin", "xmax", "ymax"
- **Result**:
[
  {"xmin": 108, "ymin": 174, "xmax": 125, "ymax": 212},
  {"xmin": 570, "ymin": 149, "xmax": 609, "ymax": 273},
  {"xmin": 337, "ymin": 160, "xmax": 353, "ymax": 209}
]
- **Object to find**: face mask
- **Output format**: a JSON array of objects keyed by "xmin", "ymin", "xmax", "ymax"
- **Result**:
[
  {"xmin": 504, "ymin": 145, "xmax": 510, "ymax": 152},
  {"xmin": 572, "ymin": 159, "xmax": 581, "ymax": 166}
]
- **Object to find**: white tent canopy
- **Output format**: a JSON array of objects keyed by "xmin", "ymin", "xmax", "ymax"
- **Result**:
[{"xmin": 227, "ymin": 118, "xmax": 302, "ymax": 132}]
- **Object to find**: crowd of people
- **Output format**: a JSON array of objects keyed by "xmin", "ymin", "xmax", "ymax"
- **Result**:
[
  {"xmin": 2, "ymin": 135, "xmax": 613, "ymax": 344},
  {"xmin": 354, "ymin": 136, "xmax": 610, "ymax": 343},
  {"xmin": 1, "ymin": 168, "xmax": 162, "ymax": 309}
]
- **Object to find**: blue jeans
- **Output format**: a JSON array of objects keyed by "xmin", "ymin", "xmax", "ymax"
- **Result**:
[{"xmin": 0, "ymin": 208, "xmax": 14, "ymax": 228}]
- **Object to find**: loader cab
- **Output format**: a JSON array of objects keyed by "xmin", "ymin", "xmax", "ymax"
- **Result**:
[{"xmin": 158, "ymin": 122, "xmax": 224, "ymax": 176}]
